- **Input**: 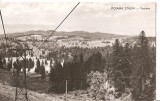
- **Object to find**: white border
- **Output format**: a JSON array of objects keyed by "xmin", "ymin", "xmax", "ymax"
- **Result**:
[
  {"xmin": 0, "ymin": 0, "xmax": 157, "ymax": 2},
  {"xmin": 0, "ymin": 0, "xmax": 159, "ymax": 100},
  {"xmin": 156, "ymin": 0, "xmax": 160, "ymax": 100}
]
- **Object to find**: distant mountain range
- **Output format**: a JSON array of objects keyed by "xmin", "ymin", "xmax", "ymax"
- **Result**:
[
  {"xmin": 0, "ymin": 30, "xmax": 155, "ymax": 43},
  {"xmin": 0, "ymin": 30, "xmax": 128, "ymax": 40}
]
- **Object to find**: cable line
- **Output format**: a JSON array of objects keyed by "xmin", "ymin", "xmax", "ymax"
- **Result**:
[
  {"xmin": 34, "ymin": 2, "xmax": 80, "ymax": 53},
  {"xmin": 0, "ymin": 10, "xmax": 7, "ymax": 47}
]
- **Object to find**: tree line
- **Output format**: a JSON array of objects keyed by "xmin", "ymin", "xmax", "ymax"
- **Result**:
[
  {"xmin": 0, "ymin": 30, "xmax": 156, "ymax": 100},
  {"xmin": 48, "ymin": 31, "xmax": 156, "ymax": 100}
]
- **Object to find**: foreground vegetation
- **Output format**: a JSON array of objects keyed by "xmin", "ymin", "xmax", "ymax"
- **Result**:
[
  {"xmin": 47, "ymin": 31, "xmax": 156, "ymax": 101},
  {"xmin": 0, "ymin": 31, "xmax": 156, "ymax": 101}
]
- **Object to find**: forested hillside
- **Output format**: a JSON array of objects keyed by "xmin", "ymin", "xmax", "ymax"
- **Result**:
[
  {"xmin": 0, "ymin": 31, "xmax": 156, "ymax": 101},
  {"xmin": 47, "ymin": 31, "xmax": 156, "ymax": 100}
]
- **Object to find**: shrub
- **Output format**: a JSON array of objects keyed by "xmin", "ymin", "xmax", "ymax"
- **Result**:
[{"xmin": 87, "ymin": 71, "xmax": 116, "ymax": 101}]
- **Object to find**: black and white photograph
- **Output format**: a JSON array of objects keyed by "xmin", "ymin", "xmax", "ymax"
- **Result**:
[{"xmin": 0, "ymin": 1, "xmax": 157, "ymax": 101}]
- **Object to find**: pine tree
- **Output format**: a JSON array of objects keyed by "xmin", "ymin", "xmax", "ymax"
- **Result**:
[
  {"xmin": 0, "ymin": 56, "xmax": 4, "ymax": 69},
  {"xmin": 131, "ymin": 31, "xmax": 153, "ymax": 100},
  {"xmin": 2, "ymin": 58, "xmax": 6, "ymax": 68},
  {"xmin": 120, "ymin": 43, "xmax": 132, "ymax": 88},
  {"xmin": 111, "ymin": 39, "xmax": 122, "ymax": 80},
  {"xmin": 49, "ymin": 62, "xmax": 57, "ymax": 92},
  {"xmin": 7, "ymin": 58, "xmax": 12, "ymax": 71},
  {"xmin": 95, "ymin": 51, "xmax": 105, "ymax": 72},
  {"xmin": 40, "ymin": 62, "xmax": 46, "ymax": 80},
  {"xmin": 72, "ymin": 55, "xmax": 79, "ymax": 90},
  {"xmin": 29, "ymin": 58, "xmax": 34, "ymax": 69},
  {"xmin": 49, "ymin": 59, "xmax": 65, "ymax": 93},
  {"xmin": 35, "ymin": 59, "xmax": 40, "ymax": 73},
  {"xmin": 13, "ymin": 59, "xmax": 21, "ymax": 72},
  {"xmin": 79, "ymin": 54, "xmax": 85, "ymax": 89},
  {"xmin": 111, "ymin": 39, "xmax": 125, "ymax": 97},
  {"xmin": 45, "ymin": 59, "xmax": 48, "ymax": 65}
]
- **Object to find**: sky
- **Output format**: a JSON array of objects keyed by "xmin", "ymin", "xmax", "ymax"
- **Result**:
[{"xmin": 0, "ymin": 2, "xmax": 156, "ymax": 36}]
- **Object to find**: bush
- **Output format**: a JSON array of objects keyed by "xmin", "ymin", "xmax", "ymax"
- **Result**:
[
  {"xmin": 87, "ymin": 71, "xmax": 116, "ymax": 101},
  {"xmin": 87, "ymin": 71, "xmax": 135, "ymax": 101}
]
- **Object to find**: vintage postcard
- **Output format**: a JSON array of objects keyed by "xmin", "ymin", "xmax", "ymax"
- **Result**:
[{"xmin": 0, "ymin": 2, "xmax": 156, "ymax": 101}]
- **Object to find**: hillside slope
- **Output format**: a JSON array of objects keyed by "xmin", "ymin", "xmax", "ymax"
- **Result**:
[
  {"xmin": 0, "ymin": 69, "xmax": 63, "ymax": 101},
  {"xmin": 0, "ymin": 83, "xmax": 63, "ymax": 101},
  {"xmin": 0, "ymin": 69, "xmax": 13, "ymax": 86}
]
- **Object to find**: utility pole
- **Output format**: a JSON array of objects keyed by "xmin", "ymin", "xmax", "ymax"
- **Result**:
[
  {"xmin": 65, "ymin": 80, "xmax": 67, "ymax": 101},
  {"xmin": 142, "ymin": 64, "xmax": 144, "ymax": 96},
  {"xmin": 9, "ymin": 48, "xmax": 32, "ymax": 101},
  {"xmin": 62, "ymin": 59, "xmax": 67, "ymax": 101}
]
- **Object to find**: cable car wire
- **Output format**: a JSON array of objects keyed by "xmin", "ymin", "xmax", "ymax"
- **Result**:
[{"xmin": 34, "ymin": 2, "xmax": 80, "ymax": 53}]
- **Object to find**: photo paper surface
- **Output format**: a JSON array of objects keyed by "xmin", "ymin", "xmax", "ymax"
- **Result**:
[{"xmin": 0, "ymin": 2, "xmax": 156, "ymax": 101}]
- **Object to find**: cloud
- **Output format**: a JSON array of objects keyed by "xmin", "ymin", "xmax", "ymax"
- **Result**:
[{"xmin": 0, "ymin": 2, "xmax": 156, "ymax": 36}]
